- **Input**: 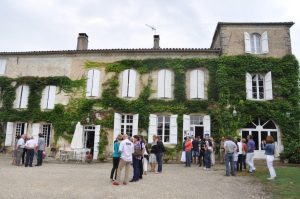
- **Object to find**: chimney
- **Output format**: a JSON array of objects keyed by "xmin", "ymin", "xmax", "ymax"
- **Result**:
[
  {"xmin": 77, "ymin": 33, "xmax": 88, "ymax": 50},
  {"xmin": 153, "ymin": 35, "xmax": 160, "ymax": 49}
]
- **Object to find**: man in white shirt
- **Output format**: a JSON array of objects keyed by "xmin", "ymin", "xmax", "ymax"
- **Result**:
[
  {"xmin": 113, "ymin": 134, "xmax": 134, "ymax": 186},
  {"xmin": 24, "ymin": 137, "xmax": 37, "ymax": 167}
]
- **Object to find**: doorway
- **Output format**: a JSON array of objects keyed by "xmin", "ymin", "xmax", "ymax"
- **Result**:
[
  {"xmin": 195, "ymin": 126, "xmax": 204, "ymax": 140},
  {"xmin": 84, "ymin": 126, "xmax": 95, "ymax": 155}
]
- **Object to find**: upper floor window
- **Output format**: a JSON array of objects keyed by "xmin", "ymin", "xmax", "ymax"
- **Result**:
[
  {"xmin": 157, "ymin": 69, "xmax": 172, "ymax": 98},
  {"xmin": 246, "ymin": 72, "xmax": 273, "ymax": 100},
  {"xmin": 244, "ymin": 32, "xmax": 269, "ymax": 54},
  {"xmin": 0, "ymin": 59, "xmax": 6, "ymax": 75},
  {"xmin": 121, "ymin": 69, "xmax": 136, "ymax": 98},
  {"xmin": 190, "ymin": 69, "xmax": 204, "ymax": 99},
  {"xmin": 41, "ymin": 85, "xmax": 56, "ymax": 110},
  {"xmin": 86, "ymin": 69, "xmax": 101, "ymax": 97},
  {"xmin": 13, "ymin": 85, "xmax": 29, "ymax": 109}
]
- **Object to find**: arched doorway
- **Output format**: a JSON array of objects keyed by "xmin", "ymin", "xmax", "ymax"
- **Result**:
[{"xmin": 239, "ymin": 119, "xmax": 281, "ymax": 159}]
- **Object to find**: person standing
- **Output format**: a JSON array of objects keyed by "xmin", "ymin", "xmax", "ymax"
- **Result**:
[
  {"xmin": 24, "ymin": 137, "xmax": 37, "ymax": 167},
  {"xmin": 113, "ymin": 134, "xmax": 134, "ymax": 186},
  {"xmin": 22, "ymin": 134, "xmax": 28, "ymax": 165},
  {"xmin": 36, "ymin": 133, "xmax": 45, "ymax": 166},
  {"xmin": 265, "ymin": 136, "xmax": 276, "ymax": 180},
  {"xmin": 246, "ymin": 135, "xmax": 256, "ymax": 173},
  {"xmin": 149, "ymin": 135, "xmax": 157, "ymax": 172},
  {"xmin": 130, "ymin": 135, "xmax": 143, "ymax": 182},
  {"xmin": 242, "ymin": 138, "xmax": 247, "ymax": 170},
  {"xmin": 236, "ymin": 138, "xmax": 243, "ymax": 172},
  {"xmin": 210, "ymin": 137, "xmax": 216, "ymax": 166},
  {"xmin": 143, "ymin": 141, "xmax": 150, "ymax": 175},
  {"xmin": 199, "ymin": 138, "xmax": 206, "ymax": 167},
  {"xmin": 224, "ymin": 136, "xmax": 237, "ymax": 176},
  {"xmin": 110, "ymin": 134, "xmax": 122, "ymax": 181},
  {"xmin": 192, "ymin": 137, "xmax": 199, "ymax": 164},
  {"xmin": 155, "ymin": 136, "xmax": 165, "ymax": 174},
  {"xmin": 185, "ymin": 137, "xmax": 192, "ymax": 167},
  {"xmin": 138, "ymin": 136, "xmax": 146, "ymax": 180},
  {"xmin": 203, "ymin": 137, "xmax": 212, "ymax": 170},
  {"xmin": 219, "ymin": 137, "xmax": 225, "ymax": 164},
  {"xmin": 16, "ymin": 135, "xmax": 25, "ymax": 166}
]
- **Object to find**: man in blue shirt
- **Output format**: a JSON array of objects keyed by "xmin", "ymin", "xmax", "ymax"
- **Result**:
[{"xmin": 246, "ymin": 135, "xmax": 256, "ymax": 173}]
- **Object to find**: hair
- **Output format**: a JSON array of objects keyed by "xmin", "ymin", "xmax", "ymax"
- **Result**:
[
  {"xmin": 266, "ymin": 136, "xmax": 274, "ymax": 144},
  {"xmin": 237, "ymin": 138, "xmax": 241, "ymax": 142},
  {"xmin": 184, "ymin": 137, "xmax": 187, "ymax": 141},
  {"xmin": 248, "ymin": 135, "xmax": 253, "ymax": 139},
  {"xmin": 117, "ymin": 134, "xmax": 123, "ymax": 141},
  {"xmin": 133, "ymin": 135, "xmax": 140, "ymax": 140},
  {"xmin": 242, "ymin": 138, "xmax": 247, "ymax": 143}
]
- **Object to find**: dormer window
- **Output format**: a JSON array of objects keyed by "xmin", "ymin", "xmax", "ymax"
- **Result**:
[{"xmin": 244, "ymin": 32, "xmax": 269, "ymax": 54}]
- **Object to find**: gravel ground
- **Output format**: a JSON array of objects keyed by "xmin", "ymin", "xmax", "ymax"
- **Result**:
[{"xmin": 0, "ymin": 155, "xmax": 269, "ymax": 199}]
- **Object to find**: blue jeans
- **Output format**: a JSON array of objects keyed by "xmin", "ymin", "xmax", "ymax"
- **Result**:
[
  {"xmin": 156, "ymin": 153, "xmax": 163, "ymax": 172},
  {"xmin": 225, "ymin": 153, "xmax": 235, "ymax": 176},
  {"xmin": 204, "ymin": 150, "xmax": 211, "ymax": 168},
  {"xmin": 185, "ymin": 151, "xmax": 192, "ymax": 167},
  {"xmin": 132, "ymin": 157, "xmax": 140, "ymax": 181}
]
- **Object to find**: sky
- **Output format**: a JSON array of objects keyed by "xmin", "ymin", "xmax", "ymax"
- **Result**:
[{"xmin": 0, "ymin": 0, "xmax": 299, "ymax": 60}]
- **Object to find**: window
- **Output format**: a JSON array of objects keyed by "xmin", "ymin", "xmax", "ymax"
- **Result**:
[
  {"xmin": 157, "ymin": 69, "xmax": 172, "ymax": 98},
  {"xmin": 157, "ymin": 115, "xmax": 170, "ymax": 142},
  {"xmin": 183, "ymin": 115, "xmax": 210, "ymax": 140},
  {"xmin": 190, "ymin": 69, "xmax": 204, "ymax": 99},
  {"xmin": 246, "ymin": 72, "xmax": 273, "ymax": 100},
  {"xmin": 121, "ymin": 115, "xmax": 133, "ymax": 137},
  {"xmin": 113, "ymin": 113, "xmax": 138, "ymax": 140},
  {"xmin": 0, "ymin": 59, "xmax": 6, "ymax": 75},
  {"xmin": 41, "ymin": 124, "xmax": 51, "ymax": 147},
  {"xmin": 86, "ymin": 69, "xmax": 101, "ymax": 97},
  {"xmin": 15, "ymin": 123, "xmax": 26, "ymax": 138},
  {"xmin": 244, "ymin": 31, "xmax": 269, "ymax": 54},
  {"xmin": 190, "ymin": 115, "xmax": 203, "ymax": 125},
  {"xmin": 121, "ymin": 69, "xmax": 137, "ymax": 98},
  {"xmin": 13, "ymin": 85, "xmax": 29, "ymax": 109},
  {"xmin": 41, "ymin": 86, "xmax": 56, "ymax": 110}
]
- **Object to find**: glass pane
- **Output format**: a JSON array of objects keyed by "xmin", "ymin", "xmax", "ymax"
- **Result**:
[
  {"xmin": 158, "ymin": 116, "xmax": 163, "ymax": 123},
  {"xmin": 252, "ymin": 131, "xmax": 259, "ymax": 150},
  {"xmin": 121, "ymin": 115, "xmax": 125, "ymax": 123},
  {"xmin": 165, "ymin": 116, "xmax": 170, "ymax": 123},
  {"xmin": 261, "ymin": 131, "xmax": 268, "ymax": 150},
  {"xmin": 157, "ymin": 129, "xmax": 163, "ymax": 136},
  {"xmin": 164, "ymin": 136, "xmax": 169, "ymax": 143},
  {"xmin": 165, "ymin": 123, "xmax": 170, "ymax": 130},
  {"xmin": 164, "ymin": 129, "xmax": 170, "ymax": 136},
  {"xmin": 263, "ymin": 121, "xmax": 277, "ymax": 129},
  {"xmin": 271, "ymin": 131, "xmax": 278, "ymax": 142},
  {"xmin": 242, "ymin": 131, "xmax": 249, "ymax": 140}
]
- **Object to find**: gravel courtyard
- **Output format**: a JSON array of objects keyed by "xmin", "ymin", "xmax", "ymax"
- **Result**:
[{"xmin": 0, "ymin": 155, "xmax": 269, "ymax": 199}]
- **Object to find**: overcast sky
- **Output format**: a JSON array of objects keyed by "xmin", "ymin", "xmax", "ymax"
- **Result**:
[{"xmin": 0, "ymin": 0, "xmax": 299, "ymax": 60}]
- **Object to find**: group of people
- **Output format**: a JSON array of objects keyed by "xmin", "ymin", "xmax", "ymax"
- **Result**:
[
  {"xmin": 181, "ymin": 136, "xmax": 216, "ymax": 170},
  {"xmin": 222, "ymin": 135, "xmax": 276, "ymax": 180},
  {"xmin": 12, "ymin": 133, "xmax": 46, "ymax": 167},
  {"xmin": 111, "ymin": 134, "xmax": 165, "ymax": 185}
]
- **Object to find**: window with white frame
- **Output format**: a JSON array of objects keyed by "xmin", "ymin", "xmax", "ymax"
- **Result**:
[
  {"xmin": 190, "ymin": 69, "xmax": 204, "ymax": 99},
  {"xmin": 15, "ymin": 123, "xmax": 26, "ymax": 138},
  {"xmin": 121, "ymin": 69, "xmax": 137, "ymax": 98},
  {"xmin": 157, "ymin": 69, "xmax": 172, "ymax": 98},
  {"xmin": 0, "ymin": 59, "xmax": 6, "ymax": 75},
  {"xmin": 121, "ymin": 115, "xmax": 133, "ymax": 137},
  {"xmin": 157, "ymin": 115, "xmax": 170, "ymax": 142},
  {"xmin": 41, "ymin": 85, "xmax": 56, "ymax": 110},
  {"xmin": 244, "ymin": 32, "xmax": 269, "ymax": 54},
  {"xmin": 13, "ymin": 85, "xmax": 30, "ymax": 109},
  {"xmin": 113, "ymin": 113, "xmax": 138, "ymax": 140},
  {"xmin": 41, "ymin": 124, "xmax": 51, "ymax": 147},
  {"xmin": 246, "ymin": 72, "xmax": 273, "ymax": 100},
  {"xmin": 86, "ymin": 69, "xmax": 101, "ymax": 97}
]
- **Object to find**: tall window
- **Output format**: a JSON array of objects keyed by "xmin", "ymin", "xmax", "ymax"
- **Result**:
[
  {"xmin": 86, "ymin": 69, "xmax": 101, "ymax": 97},
  {"xmin": 121, "ymin": 114, "xmax": 133, "ymax": 137},
  {"xmin": 15, "ymin": 123, "xmax": 26, "ymax": 138},
  {"xmin": 190, "ymin": 69, "xmax": 204, "ymax": 99},
  {"xmin": 157, "ymin": 69, "xmax": 172, "ymax": 98},
  {"xmin": 41, "ymin": 124, "xmax": 51, "ymax": 147},
  {"xmin": 250, "ymin": 33, "xmax": 262, "ymax": 54},
  {"xmin": 121, "ymin": 69, "xmax": 136, "ymax": 98},
  {"xmin": 157, "ymin": 115, "xmax": 170, "ymax": 143},
  {"xmin": 244, "ymin": 32, "xmax": 269, "ymax": 54},
  {"xmin": 13, "ymin": 85, "xmax": 29, "ymax": 109},
  {"xmin": 246, "ymin": 72, "xmax": 273, "ymax": 100},
  {"xmin": 41, "ymin": 86, "xmax": 56, "ymax": 110},
  {"xmin": 0, "ymin": 59, "xmax": 6, "ymax": 75}
]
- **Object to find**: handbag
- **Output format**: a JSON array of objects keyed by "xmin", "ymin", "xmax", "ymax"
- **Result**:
[{"xmin": 180, "ymin": 151, "xmax": 186, "ymax": 162}]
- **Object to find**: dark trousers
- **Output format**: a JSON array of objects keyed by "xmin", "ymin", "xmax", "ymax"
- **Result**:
[
  {"xmin": 237, "ymin": 154, "xmax": 243, "ymax": 171},
  {"xmin": 225, "ymin": 153, "xmax": 235, "ymax": 176},
  {"xmin": 25, "ymin": 149, "xmax": 34, "ymax": 167},
  {"xmin": 37, "ymin": 150, "xmax": 44, "ymax": 166},
  {"xmin": 199, "ymin": 151, "xmax": 205, "ymax": 166},
  {"xmin": 132, "ymin": 157, "xmax": 140, "ymax": 181},
  {"xmin": 156, "ymin": 153, "xmax": 163, "ymax": 172},
  {"xmin": 185, "ymin": 151, "xmax": 192, "ymax": 166},
  {"xmin": 139, "ymin": 157, "xmax": 143, "ymax": 179},
  {"xmin": 110, "ymin": 157, "xmax": 120, "ymax": 180},
  {"xmin": 242, "ymin": 154, "xmax": 246, "ymax": 169},
  {"xmin": 22, "ymin": 148, "xmax": 27, "ymax": 164},
  {"xmin": 204, "ymin": 150, "xmax": 211, "ymax": 168}
]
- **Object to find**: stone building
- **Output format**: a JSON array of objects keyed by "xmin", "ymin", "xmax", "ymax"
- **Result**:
[{"xmin": 0, "ymin": 22, "xmax": 297, "ymax": 160}]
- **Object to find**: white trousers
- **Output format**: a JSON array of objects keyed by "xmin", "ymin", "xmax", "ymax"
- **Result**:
[
  {"xmin": 266, "ymin": 155, "xmax": 276, "ymax": 178},
  {"xmin": 143, "ymin": 157, "xmax": 148, "ymax": 172},
  {"xmin": 246, "ymin": 153, "xmax": 256, "ymax": 172}
]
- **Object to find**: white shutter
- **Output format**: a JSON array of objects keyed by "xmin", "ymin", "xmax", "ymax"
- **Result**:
[
  {"xmin": 246, "ymin": 73, "xmax": 253, "ymax": 100},
  {"xmin": 47, "ymin": 86, "xmax": 56, "ymax": 109},
  {"xmin": 190, "ymin": 70, "xmax": 197, "ymax": 99},
  {"xmin": 128, "ymin": 69, "xmax": 136, "ymax": 98},
  {"xmin": 13, "ymin": 85, "xmax": 22, "ymax": 108},
  {"xmin": 0, "ymin": 59, "xmax": 6, "ymax": 75},
  {"xmin": 4, "ymin": 122, "xmax": 14, "ymax": 146},
  {"xmin": 113, "ymin": 113, "xmax": 121, "ymax": 140},
  {"xmin": 198, "ymin": 70, "xmax": 205, "ymax": 99},
  {"xmin": 183, "ymin": 114, "xmax": 190, "ymax": 139},
  {"xmin": 170, "ymin": 115, "xmax": 178, "ymax": 144},
  {"xmin": 148, "ymin": 114, "xmax": 158, "ymax": 142},
  {"xmin": 203, "ymin": 115, "xmax": 211, "ymax": 136},
  {"xmin": 86, "ymin": 70, "xmax": 93, "ymax": 97},
  {"xmin": 121, "ymin": 70, "xmax": 129, "ymax": 97},
  {"xmin": 132, "ymin": 114, "xmax": 139, "ymax": 136},
  {"xmin": 0, "ymin": 90, "xmax": 3, "ymax": 108},
  {"xmin": 93, "ymin": 125, "xmax": 101, "ymax": 160},
  {"xmin": 164, "ymin": 70, "xmax": 172, "ymax": 98},
  {"xmin": 244, "ymin": 32, "xmax": 251, "ymax": 53},
  {"xmin": 41, "ymin": 86, "xmax": 49, "ymax": 109},
  {"xmin": 24, "ymin": 123, "xmax": 28, "ymax": 135},
  {"xmin": 91, "ymin": 70, "xmax": 100, "ymax": 97},
  {"xmin": 265, "ymin": 71, "xmax": 273, "ymax": 100},
  {"xmin": 261, "ymin": 31, "xmax": 269, "ymax": 54},
  {"xmin": 20, "ymin": 85, "xmax": 29, "ymax": 109},
  {"xmin": 32, "ymin": 123, "xmax": 40, "ymax": 141},
  {"xmin": 157, "ymin": 70, "xmax": 165, "ymax": 98}
]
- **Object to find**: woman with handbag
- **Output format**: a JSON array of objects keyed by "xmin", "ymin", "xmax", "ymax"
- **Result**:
[{"xmin": 130, "ymin": 135, "xmax": 144, "ymax": 182}]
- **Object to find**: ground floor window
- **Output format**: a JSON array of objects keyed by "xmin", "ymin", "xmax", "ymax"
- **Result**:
[
  {"xmin": 41, "ymin": 124, "xmax": 51, "ymax": 147},
  {"xmin": 121, "ymin": 114, "xmax": 133, "ymax": 137},
  {"xmin": 189, "ymin": 115, "xmax": 204, "ymax": 139},
  {"xmin": 157, "ymin": 115, "xmax": 170, "ymax": 142},
  {"xmin": 15, "ymin": 123, "xmax": 26, "ymax": 138}
]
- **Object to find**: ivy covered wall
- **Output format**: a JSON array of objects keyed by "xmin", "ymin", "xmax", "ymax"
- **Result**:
[{"xmin": 0, "ymin": 55, "xmax": 299, "ymax": 162}]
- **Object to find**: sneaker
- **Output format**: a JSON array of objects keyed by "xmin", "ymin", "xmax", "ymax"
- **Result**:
[
  {"xmin": 129, "ymin": 179, "xmax": 136, "ymax": 182},
  {"xmin": 112, "ymin": 182, "xmax": 119, "ymax": 186}
]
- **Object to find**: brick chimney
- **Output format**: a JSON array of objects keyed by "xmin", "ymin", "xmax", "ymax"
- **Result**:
[
  {"xmin": 153, "ymin": 35, "xmax": 160, "ymax": 49},
  {"xmin": 77, "ymin": 33, "xmax": 88, "ymax": 50}
]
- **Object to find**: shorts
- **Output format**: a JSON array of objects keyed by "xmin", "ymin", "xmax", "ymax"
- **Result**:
[
  {"xmin": 149, "ymin": 153, "xmax": 157, "ymax": 163},
  {"xmin": 192, "ymin": 151, "xmax": 200, "ymax": 157}
]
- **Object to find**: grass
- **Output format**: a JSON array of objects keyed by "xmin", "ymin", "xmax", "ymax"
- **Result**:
[{"xmin": 253, "ymin": 166, "xmax": 300, "ymax": 199}]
